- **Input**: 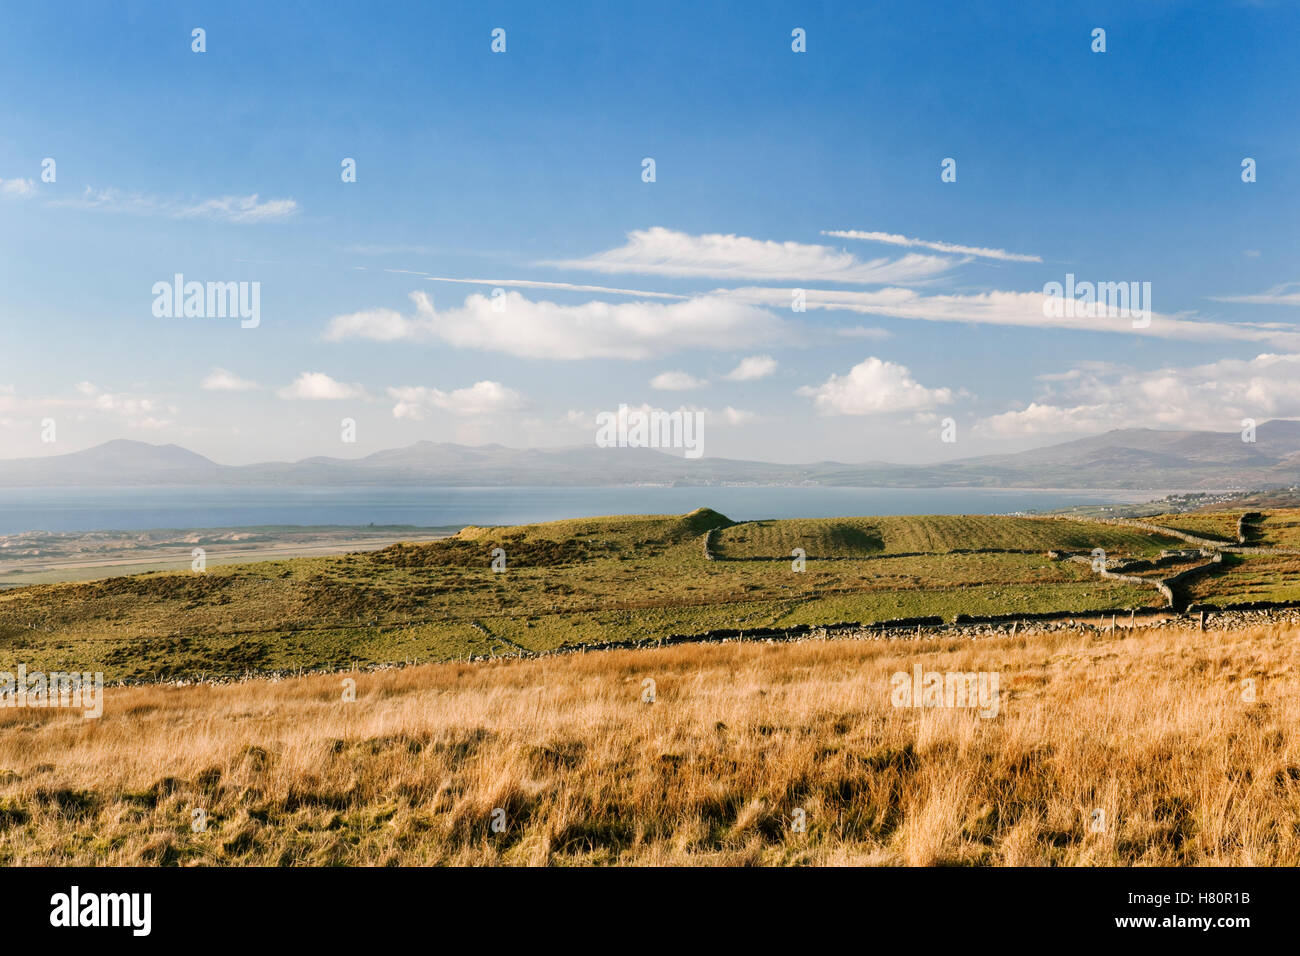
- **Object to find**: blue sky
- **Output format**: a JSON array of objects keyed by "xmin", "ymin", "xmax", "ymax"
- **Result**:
[{"xmin": 2, "ymin": 0, "xmax": 1298, "ymax": 464}]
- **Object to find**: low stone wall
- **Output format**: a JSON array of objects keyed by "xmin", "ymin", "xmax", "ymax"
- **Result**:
[
  {"xmin": 570, "ymin": 615, "xmax": 948, "ymax": 652},
  {"xmin": 702, "ymin": 528, "xmax": 718, "ymax": 561},
  {"xmin": 1060, "ymin": 549, "xmax": 1222, "ymax": 610},
  {"xmin": 952, "ymin": 607, "xmax": 1166, "ymax": 625},
  {"xmin": 1187, "ymin": 598, "xmax": 1300, "ymax": 613},
  {"xmin": 1158, "ymin": 553, "xmax": 1223, "ymax": 609},
  {"xmin": 1057, "ymin": 512, "xmax": 1300, "ymax": 556},
  {"xmin": 708, "ymin": 546, "xmax": 1041, "ymax": 563}
]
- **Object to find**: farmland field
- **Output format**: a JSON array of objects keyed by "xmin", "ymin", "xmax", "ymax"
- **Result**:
[
  {"xmin": 1143, "ymin": 507, "xmax": 1300, "ymax": 549},
  {"xmin": 0, "ymin": 508, "xmax": 1178, "ymax": 682},
  {"xmin": 1142, "ymin": 511, "xmax": 1243, "ymax": 543},
  {"xmin": 0, "ymin": 507, "xmax": 1296, "ymax": 683},
  {"xmin": 711, "ymin": 514, "xmax": 1182, "ymax": 559},
  {"xmin": 1184, "ymin": 553, "xmax": 1300, "ymax": 605},
  {"xmin": 1253, "ymin": 510, "xmax": 1300, "ymax": 549}
]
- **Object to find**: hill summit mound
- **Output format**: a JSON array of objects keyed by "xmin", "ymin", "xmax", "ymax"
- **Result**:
[{"xmin": 456, "ymin": 509, "xmax": 733, "ymax": 545}]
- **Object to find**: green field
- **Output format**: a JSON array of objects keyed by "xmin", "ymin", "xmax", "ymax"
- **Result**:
[
  {"xmin": 0, "ymin": 508, "xmax": 1183, "ymax": 681},
  {"xmin": 1184, "ymin": 552, "xmax": 1300, "ymax": 605},
  {"xmin": 1143, "ymin": 511, "xmax": 1243, "ymax": 543},
  {"xmin": 712, "ymin": 514, "xmax": 1183, "ymax": 558},
  {"xmin": 1252, "ymin": 510, "xmax": 1300, "ymax": 549},
  {"xmin": 1140, "ymin": 507, "xmax": 1300, "ymax": 549}
]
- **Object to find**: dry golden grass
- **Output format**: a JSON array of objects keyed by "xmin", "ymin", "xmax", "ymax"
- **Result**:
[{"xmin": 1, "ymin": 620, "xmax": 1297, "ymax": 866}]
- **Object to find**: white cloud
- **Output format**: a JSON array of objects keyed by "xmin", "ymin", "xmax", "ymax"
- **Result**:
[
  {"xmin": 0, "ymin": 178, "xmax": 36, "ymax": 199},
  {"xmin": 1211, "ymin": 282, "xmax": 1300, "ymax": 306},
  {"xmin": 176, "ymin": 194, "xmax": 298, "ymax": 223},
  {"xmin": 418, "ymin": 275, "xmax": 687, "ymax": 300},
  {"xmin": 201, "ymin": 368, "xmax": 260, "ymax": 391},
  {"xmin": 562, "ymin": 403, "xmax": 756, "ymax": 431},
  {"xmin": 89, "ymin": 391, "xmax": 160, "ymax": 417},
  {"xmin": 976, "ymin": 352, "xmax": 1300, "ymax": 436},
  {"xmin": 798, "ymin": 357, "xmax": 954, "ymax": 415},
  {"xmin": 0, "ymin": 383, "xmax": 173, "ymax": 430},
  {"xmin": 723, "ymin": 355, "xmax": 778, "ymax": 381},
  {"xmin": 650, "ymin": 370, "xmax": 708, "ymax": 390},
  {"xmin": 821, "ymin": 229, "xmax": 1041, "ymax": 263},
  {"xmin": 53, "ymin": 187, "xmax": 297, "ymax": 222},
  {"xmin": 978, "ymin": 401, "xmax": 1123, "ymax": 437},
  {"xmin": 544, "ymin": 227, "xmax": 953, "ymax": 284},
  {"xmin": 276, "ymin": 372, "xmax": 367, "ymax": 400},
  {"xmin": 325, "ymin": 290, "xmax": 792, "ymax": 360},
  {"xmin": 0, "ymin": 390, "xmax": 27, "ymax": 414},
  {"xmin": 324, "ymin": 306, "xmax": 411, "ymax": 342},
  {"xmin": 718, "ymin": 406, "xmax": 758, "ymax": 426},
  {"xmin": 53, "ymin": 188, "xmax": 159, "ymax": 215},
  {"xmin": 388, "ymin": 381, "xmax": 526, "ymax": 419},
  {"xmin": 719, "ymin": 286, "xmax": 1300, "ymax": 350}
]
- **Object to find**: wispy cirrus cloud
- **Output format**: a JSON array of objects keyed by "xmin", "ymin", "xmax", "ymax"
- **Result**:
[
  {"xmin": 720, "ymin": 285, "xmax": 1300, "ymax": 349},
  {"xmin": 52, "ymin": 187, "xmax": 298, "ymax": 223},
  {"xmin": 821, "ymin": 229, "xmax": 1042, "ymax": 263},
  {"xmin": 0, "ymin": 178, "xmax": 36, "ymax": 199},
  {"xmin": 347, "ymin": 243, "xmax": 445, "ymax": 256},
  {"xmin": 415, "ymin": 275, "xmax": 688, "ymax": 300},
  {"xmin": 1210, "ymin": 282, "xmax": 1300, "ymax": 306},
  {"xmin": 325, "ymin": 289, "xmax": 792, "ymax": 360},
  {"xmin": 176, "ymin": 194, "xmax": 298, "ymax": 223},
  {"xmin": 543, "ymin": 227, "xmax": 953, "ymax": 284}
]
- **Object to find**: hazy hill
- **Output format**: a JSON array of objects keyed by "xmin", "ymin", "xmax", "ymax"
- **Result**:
[
  {"xmin": 0, "ymin": 439, "xmax": 223, "ymax": 485},
  {"xmin": 2, "ymin": 421, "xmax": 1300, "ymax": 489}
]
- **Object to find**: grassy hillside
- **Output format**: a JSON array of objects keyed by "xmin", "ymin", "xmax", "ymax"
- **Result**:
[
  {"xmin": 1, "ymin": 619, "xmax": 1294, "ymax": 865},
  {"xmin": 0, "ymin": 508, "xmax": 1170, "ymax": 681}
]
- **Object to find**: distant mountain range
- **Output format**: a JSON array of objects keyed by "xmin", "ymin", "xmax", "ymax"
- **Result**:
[{"xmin": 4, "ymin": 421, "xmax": 1300, "ymax": 490}]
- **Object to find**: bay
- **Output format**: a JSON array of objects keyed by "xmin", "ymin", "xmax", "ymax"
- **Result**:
[{"xmin": 0, "ymin": 485, "xmax": 1163, "ymax": 535}]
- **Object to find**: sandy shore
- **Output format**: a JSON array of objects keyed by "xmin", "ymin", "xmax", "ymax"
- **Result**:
[{"xmin": 0, "ymin": 526, "xmax": 456, "ymax": 587}]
